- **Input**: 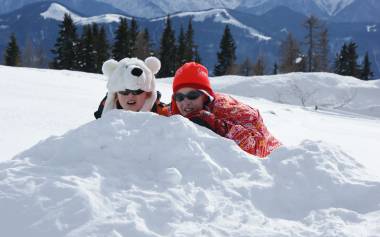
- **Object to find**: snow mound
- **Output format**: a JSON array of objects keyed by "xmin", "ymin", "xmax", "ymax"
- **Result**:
[
  {"xmin": 212, "ymin": 72, "xmax": 380, "ymax": 118},
  {"xmin": 0, "ymin": 111, "xmax": 379, "ymax": 236}
]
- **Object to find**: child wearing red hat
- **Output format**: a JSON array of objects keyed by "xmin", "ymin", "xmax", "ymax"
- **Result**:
[{"xmin": 171, "ymin": 62, "xmax": 281, "ymax": 158}]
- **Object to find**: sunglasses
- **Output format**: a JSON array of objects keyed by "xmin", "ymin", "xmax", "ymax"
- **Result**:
[
  {"xmin": 173, "ymin": 90, "xmax": 203, "ymax": 102},
  {"xmin": 117, "ymin": 89, "xmax": 145, "ymax": 96}
]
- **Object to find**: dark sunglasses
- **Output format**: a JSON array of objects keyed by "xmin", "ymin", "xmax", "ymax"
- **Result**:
[
  {"xmin": 174, "ymin": 90, "xmax": 203, "ymax": 102},
  {"xmin": 117, "ymin": 89, "xmax": 145, "ymax": 96}
]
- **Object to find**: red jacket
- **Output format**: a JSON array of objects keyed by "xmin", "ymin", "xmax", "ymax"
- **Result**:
[{"xmin": 206, "ymin": 93, "xmax": 281, "ymax": 157}]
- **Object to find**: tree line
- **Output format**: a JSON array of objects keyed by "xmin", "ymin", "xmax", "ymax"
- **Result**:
[{"xmin": 2, "ymin": 13, "xmax": 374, "ymax": 80}]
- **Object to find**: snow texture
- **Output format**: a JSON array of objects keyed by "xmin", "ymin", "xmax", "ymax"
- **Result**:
[{"xmin": 1, "ymin": 65, "xmax": 380, "ymax": 236}]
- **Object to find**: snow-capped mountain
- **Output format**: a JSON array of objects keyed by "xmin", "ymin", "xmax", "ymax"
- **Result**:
[
  {"xmin": 0, "ymin": 0, "xmax": 125, "ymax": 16},
  {"xmin": 314, "ymin": 0, "xmax": 355, "ymax": 15},
  {"xmin": 40, "ymin": 2, "xmax": 129, "ymax": 25},
  {"xmin": 0, "ymin": 0, "xmax": 378, "ymax": 22}
]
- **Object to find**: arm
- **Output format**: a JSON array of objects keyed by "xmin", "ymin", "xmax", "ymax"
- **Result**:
[{"xmin": 224, "ymin": 109, "xmax": 281, "ymax": 158}]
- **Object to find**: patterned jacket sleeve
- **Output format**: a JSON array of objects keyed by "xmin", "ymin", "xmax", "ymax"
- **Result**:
[{"xmin": 212, "ymin": 94, "xmax": 281, "ymax": 158}]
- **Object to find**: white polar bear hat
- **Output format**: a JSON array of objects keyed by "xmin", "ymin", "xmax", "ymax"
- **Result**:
[{"xmin": 101, "ymin": 56, "xmax": 161, "ymax": 116}]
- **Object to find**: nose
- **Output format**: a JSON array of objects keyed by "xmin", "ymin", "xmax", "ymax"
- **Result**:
[{"xmin": 131, "ymin": 67, "xmax": 143, "ymax": 77}]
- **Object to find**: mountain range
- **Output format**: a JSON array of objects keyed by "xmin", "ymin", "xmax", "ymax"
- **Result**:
[
  {"xmin": 0, "ymin": 0, "xmax": 379, "ymax": 22},
  {"xmin": 0, "ymin": 1, "xmax": 379, "ymax": 76}
]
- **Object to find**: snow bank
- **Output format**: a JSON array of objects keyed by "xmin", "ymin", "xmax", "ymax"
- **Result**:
[
  {"xmin": 1, "ymin": 111, "xmax": 379, "ymax": 236},
  {"xmin": 211, "ymin": 73, "xmax": 380, "ymax": 118}
]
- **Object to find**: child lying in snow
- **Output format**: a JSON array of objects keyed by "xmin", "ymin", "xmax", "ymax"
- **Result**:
[
  {"xmin": 94, "ymin": 56, "xmax": 170, "ymax": 119},
  {"xmin": 170, "ymin": 62, "xmax": 282, "ymax": 158}
]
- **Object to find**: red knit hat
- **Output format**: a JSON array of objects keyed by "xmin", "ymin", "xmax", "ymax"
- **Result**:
[{"xmin": 171, "ymin": 62, "xmax": 215, "ymax": 114}]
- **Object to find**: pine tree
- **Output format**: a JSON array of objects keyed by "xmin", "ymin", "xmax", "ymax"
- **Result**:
[
  {"xmin": 184, "ymin": 18, "xmax": 195, "ymax": 62},
  {"xmin": 360, "ymin": 51, "xmax": 373, "ymax": 80},
  {"xmin": 279, "ymin": 33, "xmax": 303, "ymax": 73},
  {"xmin": 158, "ymin": 15, "xmax": 177, "ymax": 78},
  {"xmin": 51, "ymin": 13, "xmax": 78, "ymax": 69},
  {"xmin": 214, "ymin": 25, "xmax": 236, "ymax": 76},
  {"xmin": 346, "ymin": 41, "xmax": 360, "ymax": 78},
  {"xmin": 273, "ymin": 62, "xmax": 278, "ymax": 75},
  {"xmin": 129, "ymin": 18, "xmax": 139, "ymax": 58},
  {"xmin": 76, "ymin": 25, "xmax": 96, "ymax": 72},
  {"xmin": 194, "ymin": 45, "xmax": 202, "ymax": 64},
  {"xmin": 334, "ymin": 41, "xmax": 361, "ymax": 78},
  {"xmin": 94, "ymin": 25, "xmax": 110, "ymax": 73},
  {"xmin": 334, "ymin": 43, "xmax": 347, "ymax": 75},
  {"xmin": 4, "ymin": 33, "xmax": 21, "ymax": 66},
  {"xmin": 176, "ymin": 25, "xmax": 187, "ymax": 67},
  {"xmin": 134, "ymin": 28, "xmax": 153, "ymax": 60},
  {"xmin": 112, "ymin": 17, "xmax": 129, "ymax": 60}
]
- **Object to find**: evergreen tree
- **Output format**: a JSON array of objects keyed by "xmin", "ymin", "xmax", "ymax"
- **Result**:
[
  {"xmin": 176, "ymin": 25, "xmax": 187, "ymax": 66},
  {"xmin": 194, "ymin": 45, "xmax": 202, "ymax": 64},
  {"xmin": 76, "ymin": 25, "xmax": 96, "ymax": 72},
  {"xmin": 129, "ymin": 18, "xmax": 139, "ymax": 57},
  {"xmin": 112, "ymin": 18, "xmax": 129, "ymax": 60},
  {"xmin": 214, "ymin": 25, "xmax": 236, "ymax": 76},
  {"xmin": 94, "ymin": 25, "xmax": 110, "ymax": 73},
  {"xmin": 346, "ymin": 41, "xmax": 360, "ymax": 77},
  {"xmin": 334, "ymin": 43, "xmax": 347, "ymax": 75},
  {"xmin": 4, "ymin": 33, "xmax": 21, "ymax": 66},
  {"xmin": 184, "ymin": 18, "xmax": 195, "ymax": 62},
  {"xmin": 51, "ymin": 13, "xmax": 78, "ymax": 69},
  {"xmin": 360, "ymin": 51, "xmax": 373, "ymax": 80},
  {"xmin": 279, "ymin": 33, "xmax": 303, "ymax": 73},
  {"xmin": 134, "ymin": 28, "xmax": 153, "ymax": 60},
  {"xmin": 334, "ymin": 41, "xmax": 361, "ymax": 78},
  {"xmin": 273, "ymin": 62, "xmax": 278, "ymax": 75},
  {"xmin": 158, "ymin": 15, "xmax": 177, "ymax": 78}
]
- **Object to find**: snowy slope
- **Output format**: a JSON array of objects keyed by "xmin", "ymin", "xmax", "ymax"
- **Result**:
[
  {"xmin": 151, "ymin": 8, "xmax": 271, "ymax": 41},
  {"xmin": 314, "ymin": 0, "xmax": 355, "ymax": 15},
  {"xmin": 1, "ymin": 66, "xmax": 380, "ymax": 236}
]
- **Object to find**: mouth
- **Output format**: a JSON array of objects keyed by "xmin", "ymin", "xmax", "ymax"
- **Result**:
[
  {"xmin": 126, "ymin": 100, "xmax": 137, "ymax": 105},
  {"xmin": 183, "ymin": 107, "xmax": 194, "ymax": 113}
]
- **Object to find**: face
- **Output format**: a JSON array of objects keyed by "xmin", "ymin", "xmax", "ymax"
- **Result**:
[
  {"xmin": 116, "ymin": 90, "xmax": 151, "ymax": 112},
  {"xmin": 174, "ymin": 87, "xmax": 207, "ymax": 116}
]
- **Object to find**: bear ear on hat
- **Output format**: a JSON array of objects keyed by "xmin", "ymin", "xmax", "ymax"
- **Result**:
[
  {"xmin": 145, "ymin": 56, "xmax": 161, "ymax": 75},
  {"xmin": 102, "ymin": 59, "xmax": 119, "ymax": 77}
]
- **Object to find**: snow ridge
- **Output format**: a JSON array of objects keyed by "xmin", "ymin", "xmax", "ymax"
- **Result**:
[
  {"xmin": 151, "ymin": 8, "xmax": 271, "ymax": 41},
  {"xmin": 40, "ymin": 3, "xmax": 128, "ymax": 24},
  {"xmin": 0, "ymin": 110, "xmax": 379, "ymax": 236}
]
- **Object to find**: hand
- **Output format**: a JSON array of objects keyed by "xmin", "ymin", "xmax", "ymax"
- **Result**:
[{"xmin": 186, "ymin": 110, "xmax": 228, "ymax": 136}]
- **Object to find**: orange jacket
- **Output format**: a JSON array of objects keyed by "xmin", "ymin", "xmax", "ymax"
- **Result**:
[{"xmin": 206, "ymin": 93, "xmax": 281, "ymax": 157}]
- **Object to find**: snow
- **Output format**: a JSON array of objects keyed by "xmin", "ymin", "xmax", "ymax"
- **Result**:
[
  {"xmin": 367, "ymin": 24, "xmax": 377, "ymax": 33},
  {"xmin": 314, "ymin": 0, "xmax": 355, "ymax": 15},
  {"xmin": 40, "ymin": 3, "xmax": 129, "ymax": 25},
  {"xmin": 1, "ymin": 65, "xmax": 380, "ymax": 236},
  {"xmin": 96, "ymin": 0, "xmax": 356, "ymax": 18},
  {"xmin": 151, "ymin": 9, "xmax": 271, "ymax": 41}
]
